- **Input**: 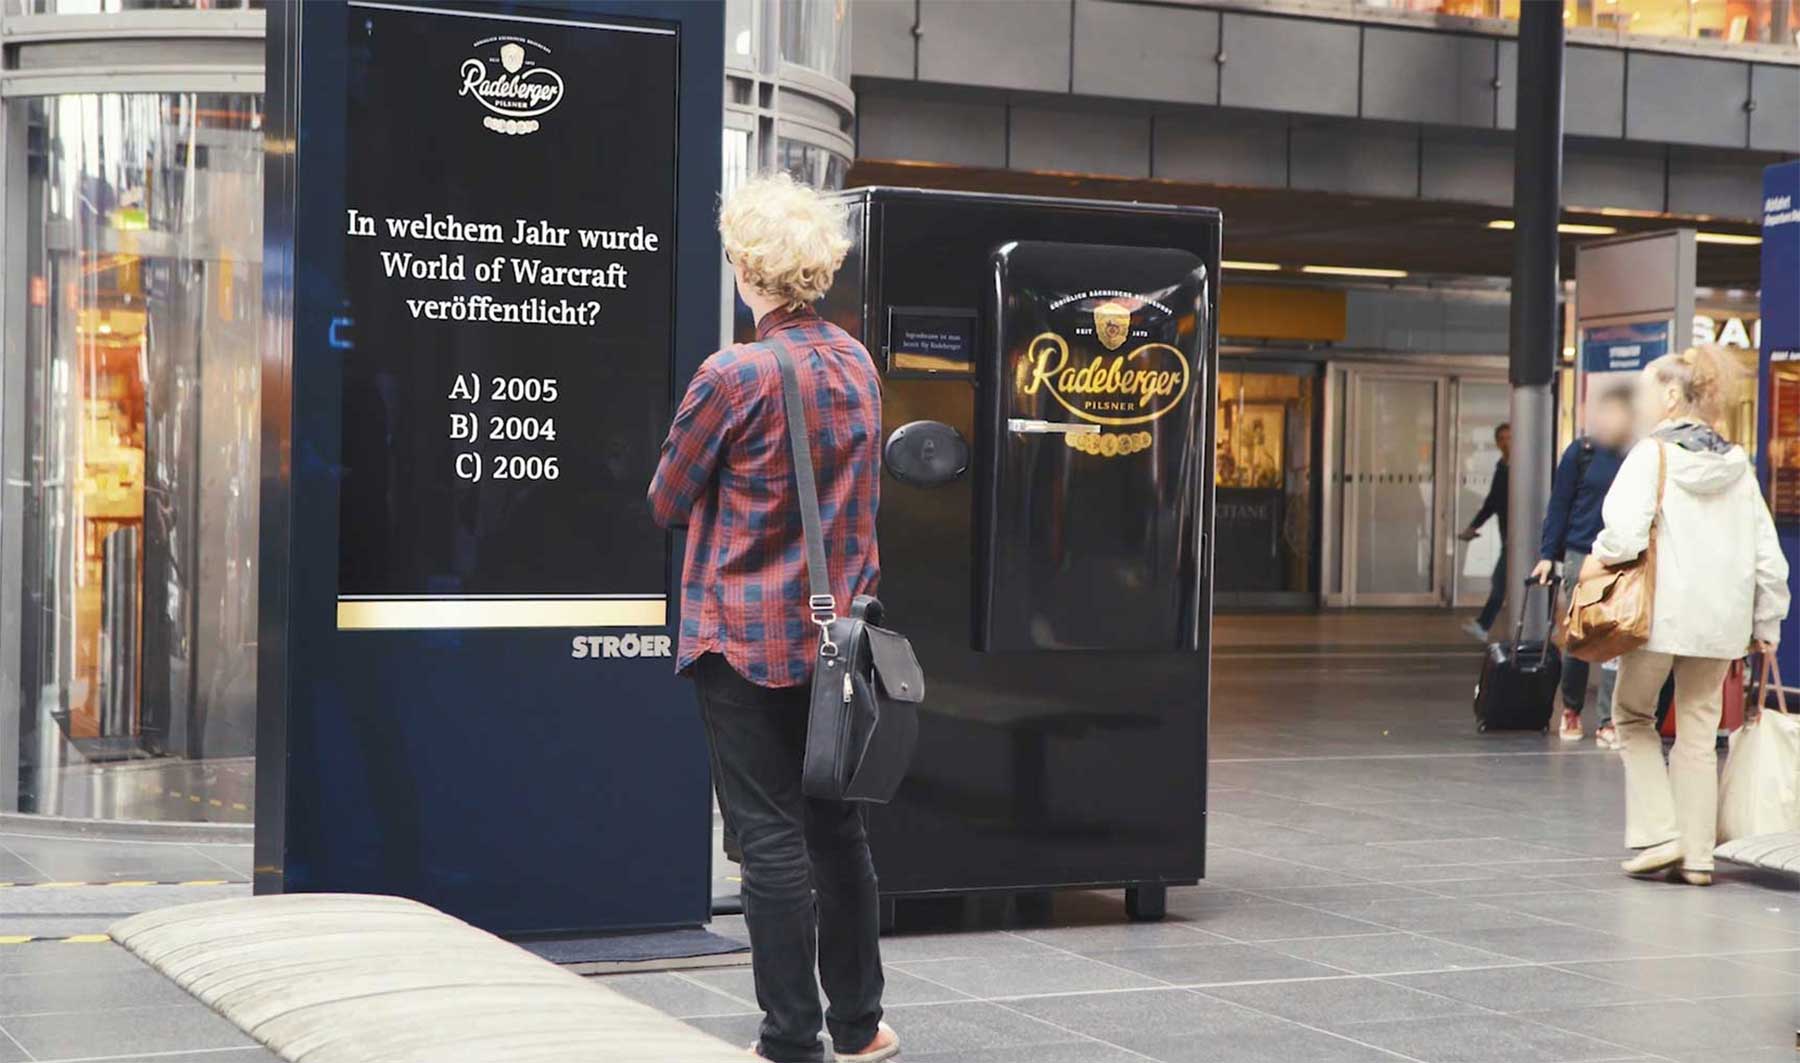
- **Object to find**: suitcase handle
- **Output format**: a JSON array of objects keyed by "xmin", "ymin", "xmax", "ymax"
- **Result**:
[{"xmin": 1508, "ymin": 578, "xmax": 1558, "ymax": 655}]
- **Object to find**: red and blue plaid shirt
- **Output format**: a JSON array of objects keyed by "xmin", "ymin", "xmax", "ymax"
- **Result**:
[{"xmin": 649, "ymin": 305, "xmax": 882, "ymax": 687}]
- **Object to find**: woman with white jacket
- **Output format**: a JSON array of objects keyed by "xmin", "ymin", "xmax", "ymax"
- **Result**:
[{"xmin": 1592, "ymin": 346, "xmax": 1790, "ymax": 886}]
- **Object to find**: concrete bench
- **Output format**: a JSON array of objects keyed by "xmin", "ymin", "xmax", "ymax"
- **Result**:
[{"xmin": 110, "ymin": 894, "xmax": 748, "ymax": 1063}]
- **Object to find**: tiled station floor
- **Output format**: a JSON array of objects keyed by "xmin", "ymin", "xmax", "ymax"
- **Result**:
[
  {"xmin": 617, "ymin": 611, "xmax": 1800, "ymax": 1063},
  {"xmin": 0, "ymin": 823, "xmax": 265, "ymax": 1063},
  {"xmin": 3, "ymin": 611, "xmax": 1795, "ymax": 1062}
]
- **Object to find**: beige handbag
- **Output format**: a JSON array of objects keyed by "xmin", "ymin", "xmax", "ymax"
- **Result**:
[{"xmin": 1561, "ymin": 441, "xmax": 1665, "ymax": 664}]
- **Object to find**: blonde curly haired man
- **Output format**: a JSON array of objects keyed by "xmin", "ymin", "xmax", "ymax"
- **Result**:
[{"xmin": 650, "ymin": 173, "xmax": 895, "ymax": 1062}]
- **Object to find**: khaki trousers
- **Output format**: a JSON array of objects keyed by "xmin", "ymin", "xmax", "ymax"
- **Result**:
[{"xmin": 1613, "ymin": 650, "xmax": 1732, "ymax": 871}]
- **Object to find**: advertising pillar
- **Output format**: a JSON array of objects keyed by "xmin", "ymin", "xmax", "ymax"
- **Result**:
[
  {"xmin": 1757, "ymin": 161, "xmax": 1800, "ymax": 683},
  {"xmin": 257, "ymin": 0, "xmax": 723, "ymax": 934}
]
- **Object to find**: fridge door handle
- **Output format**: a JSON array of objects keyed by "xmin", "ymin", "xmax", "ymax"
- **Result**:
[{"xmin": 1007, "ymin": 418, "xmax": 1099, "ymax": 435}]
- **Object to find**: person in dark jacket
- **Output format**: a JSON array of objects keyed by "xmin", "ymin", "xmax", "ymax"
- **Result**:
[
  {"xmin": 1532, "ymin": 390, "xmax": 1633, "ymax": 748},
  {"xmin": 1460, "ymin": 423, "xmax": 1511, "ymax": 639}
]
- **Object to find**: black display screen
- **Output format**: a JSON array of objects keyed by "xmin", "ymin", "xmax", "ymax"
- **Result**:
[
  {"xmin": 337, "ymin": 2, "xmax": 676, "ymax": 628},
  {"xmin": 887, "ymin": 307, "xmax": 977, "ymax": 375}
]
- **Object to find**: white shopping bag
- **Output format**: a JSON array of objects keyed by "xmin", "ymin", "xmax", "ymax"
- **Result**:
[{"xmin": 1718, "ymin": 655, "xmax": 1800, "ymax": 843}]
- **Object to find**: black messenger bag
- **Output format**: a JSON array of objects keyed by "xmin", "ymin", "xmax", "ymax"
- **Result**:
[{"xmin": 770, "ymin": 345, "xmax": 923, "ymax": 804}]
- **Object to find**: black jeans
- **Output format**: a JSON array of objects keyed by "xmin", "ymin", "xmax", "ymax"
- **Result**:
[
  {"xmin": 693, "ymin": 653, "xmax": 884, "ymax": 1062},
  {"xmin": 1477, "ymin": 544, "xmax": 1508, "ymax": 631}
]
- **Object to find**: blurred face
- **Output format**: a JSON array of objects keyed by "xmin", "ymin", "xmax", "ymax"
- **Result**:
[
  {"xmin": 1495, "ymin": 425, "xmax": 1512, "ymax": 459},
  {"xmin": 1591, "ymin": 396, "xmax": 1633, "ymax": 447}
]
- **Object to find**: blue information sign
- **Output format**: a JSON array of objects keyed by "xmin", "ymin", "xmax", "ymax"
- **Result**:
[{"xmin": 1580, "ymin": 321, "xmax": 1671, "ymax": 374}]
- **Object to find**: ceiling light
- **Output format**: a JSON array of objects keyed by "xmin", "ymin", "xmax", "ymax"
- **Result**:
[
  {"xmin": 1301, "ymin": 265, "xmax": 1409, "ymax": 278},
  {"xmin": 1221, "ymin": 260, "xmax": 1282, "ymax": 271},
  {"xmin": 1486, "ymin": 219, "xmax": 1617, "ymax": 235},
  {"xmin": 1695, "ymin": 232, "xmax": 1761, "ymax": 246}
]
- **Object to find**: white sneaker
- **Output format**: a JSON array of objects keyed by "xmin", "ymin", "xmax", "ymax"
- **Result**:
[
  {"xmin": 1463, "ymin": 620, "xmax": 1489, "ymax": 642},
  {"xmin": 834, "ymin": 1023, "xmax": 900, "ymax": 1062}
]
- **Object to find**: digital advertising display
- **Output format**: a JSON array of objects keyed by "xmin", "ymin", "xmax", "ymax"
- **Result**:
[{"xmin": 337, "ymin": 3, "xmax": 677, "ymax": 630}]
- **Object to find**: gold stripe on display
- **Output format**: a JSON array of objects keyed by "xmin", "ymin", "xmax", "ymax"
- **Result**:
[
  {"xmin": 336, "ymin": 596, "xmax": 666, "ymax": 630},
  {"xmin": 890, "ymin": 351, "xmax": 972, "ymax": 374}
]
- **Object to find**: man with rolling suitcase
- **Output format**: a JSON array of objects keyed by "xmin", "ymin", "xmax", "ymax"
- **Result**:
[{"xmin": 1531, "ymin": 390, "xmax": 1632, "ymax": 748}]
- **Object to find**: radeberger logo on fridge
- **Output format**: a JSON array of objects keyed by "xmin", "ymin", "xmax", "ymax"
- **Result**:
[
  {"xmin": 1092, "ymin": 301, "xmax": 1133, "ymax": 351},
  {"xmin": 460, "ymin": 37, "xmax": 565, "ymax": 136},
  {"xmin": 1018, "ymin": 292, "xmax": 1191, "ymax": 428}
]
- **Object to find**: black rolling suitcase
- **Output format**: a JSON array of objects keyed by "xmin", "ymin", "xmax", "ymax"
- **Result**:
[{"xmin": 1472, "ymin": 578, "xmax": 1562, "ymax": 734}]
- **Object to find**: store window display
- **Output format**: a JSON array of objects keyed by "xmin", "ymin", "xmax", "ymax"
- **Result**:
[
  {"xmin": 1722, "ymin": 347, "xmax": 1763, "ymax": 454},
  {"xmin": 1771, "ymin": 363, "xmax": 1800, "ymax": 521},
  {"xmin": 1215, "ymin": 369, "xmax": 1316, "ymax": 597}
]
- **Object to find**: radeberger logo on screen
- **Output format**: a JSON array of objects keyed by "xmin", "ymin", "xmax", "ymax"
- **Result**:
[
  {"xmin": 1017, "ymin": 291, "xmax": 1191, "ymax": 431},
  {"xmin": 460, "ymin": 36, "xmax": 565, "ymax": 136}
]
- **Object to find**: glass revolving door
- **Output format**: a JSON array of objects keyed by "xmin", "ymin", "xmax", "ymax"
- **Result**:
[{"xmin": 11, "ymin": 91, "xmax": 262, "ymax": 821}]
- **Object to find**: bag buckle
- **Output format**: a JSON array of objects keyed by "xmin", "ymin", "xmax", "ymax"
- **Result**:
[{"xmin": 810, "ymin": 594, "xmax": 839, "ymax": 657}]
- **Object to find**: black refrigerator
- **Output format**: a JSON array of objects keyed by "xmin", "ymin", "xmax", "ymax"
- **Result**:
[{"xmin": 818, "ymin": 188, "xmax": 1220, "ymax": 920}]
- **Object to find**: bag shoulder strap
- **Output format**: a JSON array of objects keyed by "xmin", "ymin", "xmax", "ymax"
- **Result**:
[
  {"xmin": 1652, "ymin": 439, "xmax": 1667, "ymax": 507},
  {"xmin": 1575, "ymin": 438, "xmax": 1596, "ymax": 477},
  {"xmin": 1644, "ymin": 440, "xmax": 1667, "ymax": 551},
  {"xmin": 767, "ymin": 344, "xmax": 834, "ymax": 620}
]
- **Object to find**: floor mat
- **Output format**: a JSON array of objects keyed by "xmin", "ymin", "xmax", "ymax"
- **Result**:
[{"xmin": 516, "ymin": 927, "xmax": 750, "ymax": 974}]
